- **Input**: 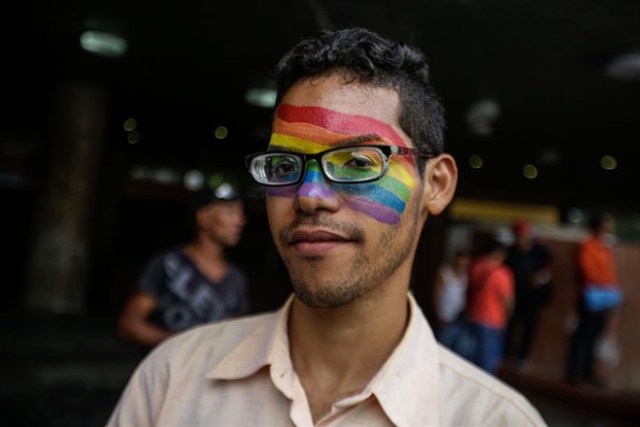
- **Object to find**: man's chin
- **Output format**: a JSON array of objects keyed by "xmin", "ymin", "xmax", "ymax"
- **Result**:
[
  {"xmin": 294, "ymin": 291, "xmax": 353, "ymax": 309},
  {"xmin": 291, "ymin": 279, "xmax": 365, "ymax": 309}
]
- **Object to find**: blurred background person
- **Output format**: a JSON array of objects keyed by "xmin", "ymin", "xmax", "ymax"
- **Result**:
[
  {"xmin": 504, "ymin": 219, "xmax": 553, "ymax": 372},
  {"xmin": 566, "ymin": 211, "xmax": 623, "ymax": 387},
  {"xmin": 465, "ymin": 236, "xmax": 515, "ymax": 375},
  {"xmin": 433, "ymin": 248, "xmax": 471, "ymax": 347},
  {"xmin": 117, "ymin": 175, "xmax": 250, "ymax": 348}
]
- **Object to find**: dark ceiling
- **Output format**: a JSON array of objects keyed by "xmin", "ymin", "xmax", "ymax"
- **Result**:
[{"xmin": 4, "ymin": 0, "xmax": 640, "ymax": 214}]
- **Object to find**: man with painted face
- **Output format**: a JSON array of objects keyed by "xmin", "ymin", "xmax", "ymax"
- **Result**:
[{"xmin": 107, "ymin": 28, "xmax": 546, "ymax": 426}]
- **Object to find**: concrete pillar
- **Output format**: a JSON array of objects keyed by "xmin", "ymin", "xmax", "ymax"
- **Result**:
[{"xmin": 26, "ymin": 83, "xmax": 108, "ymax": 313}]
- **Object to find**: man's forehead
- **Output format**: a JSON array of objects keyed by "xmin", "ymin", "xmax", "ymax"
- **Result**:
[{"xmin": 272, "ymin": 104, "xmax": 409, "ymax": 149}]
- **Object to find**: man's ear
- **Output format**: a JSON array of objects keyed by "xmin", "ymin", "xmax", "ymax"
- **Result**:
[{"xmin": 421, "ymin": 154, "xmax": 458, "ymax": 215}]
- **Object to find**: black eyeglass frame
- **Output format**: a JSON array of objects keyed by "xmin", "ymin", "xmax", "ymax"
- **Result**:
[{"xmin": 244, "ymin": 144, "xmax": 435, "ymax": 187}]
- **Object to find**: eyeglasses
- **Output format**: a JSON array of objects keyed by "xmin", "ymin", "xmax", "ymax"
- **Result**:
[{"xmin": 245, "ymin": 144, "xmax": 434, "ymax": 186}]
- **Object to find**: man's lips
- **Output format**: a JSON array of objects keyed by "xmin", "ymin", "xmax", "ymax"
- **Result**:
[
  {"xmin": 288, "ymin": 229, "xmax": 354, "ymax": 255},
  {"xmin": 290, "ymin": 230, "xmax": 349, "ymax": 243}
]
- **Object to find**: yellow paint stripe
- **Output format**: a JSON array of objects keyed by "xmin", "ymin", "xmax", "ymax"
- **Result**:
[
  {"xmin": 269, "ymin": 133, "xmax": 329, "ymax": 154},
  {"xmin": 387, "ymin": 158, "xmax": 416, "ymax": 188}
]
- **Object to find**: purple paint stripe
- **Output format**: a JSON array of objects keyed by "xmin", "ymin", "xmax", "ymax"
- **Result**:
[
  {"xmin": 266, "ymin": 184, "xmax": 336, "ymax": 199},
  {"xmin": 346, "ymin": 197, "xmax": 401, "ymax": 224},
  {"xmin": 297, "ymin": 183, "xmax": 335, "ymax": 199}
]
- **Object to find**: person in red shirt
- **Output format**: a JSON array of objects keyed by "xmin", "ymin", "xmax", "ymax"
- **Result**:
[
  {"xmin": 566, "ymin": 211, "xmax": 621, "ymax": 386},
  {"xmin": 466, "ymin": 237, "xmax": 515, "ymax": 375}
]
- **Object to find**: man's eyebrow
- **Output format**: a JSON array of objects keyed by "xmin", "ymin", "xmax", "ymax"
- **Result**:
[{"xmin": 340, "ymin": 134, "xmax": 383, "ymax": 145}]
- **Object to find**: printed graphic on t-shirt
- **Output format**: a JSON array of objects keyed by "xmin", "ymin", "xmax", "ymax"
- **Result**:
[{"xmin": 141, "ymin": 249, "xmax": 248, "ymax": 332}]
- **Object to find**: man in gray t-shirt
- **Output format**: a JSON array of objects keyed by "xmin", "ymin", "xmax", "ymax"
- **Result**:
[
  {"xmin": 117, "ymin": 175, "xmax": 249, "ymax": 347},
  {"xmin": 138, "ymin": 247, "xmax": 249, "ymax": 332}
]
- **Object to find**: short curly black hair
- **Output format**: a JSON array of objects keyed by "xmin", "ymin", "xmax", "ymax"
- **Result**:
[{"xmin": 275, "ymin": 27, "xmax": 445, "ymax": 156}]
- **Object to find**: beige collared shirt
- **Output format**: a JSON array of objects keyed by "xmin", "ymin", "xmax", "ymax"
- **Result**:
[{"xmin": 107, "ymin": 294, "xmax": 547, "ymax": 427}]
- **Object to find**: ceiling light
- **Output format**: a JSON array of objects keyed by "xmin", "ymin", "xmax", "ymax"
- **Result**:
[
  {"xmin": 123, "ymin": 118, "xmax": 137, "ymax": 131},
  {"xmin": 605, "ymin": 52, "xmax": 640, "ymax": 81},
  {"xmin": 214, "ymin": 126, "xmax": 229, "ymax": 139},
  {"xmin": 523, "ymin": 164, "xmax": 538, "ymax": 179},
  {"xmin": 469, "ymin": 154, "xmax": 484, "ymax": 169},
  {"xmin": 245, "ymin": 88, "xmax": 277, "ymax": 108},
  {"xmin": 80, "ymin": 30, "xmax": 128, "ymax": 58},
  {"xmin": 184, "ymin": 170, "xmax": 204, "ymax": 191},
  {"xmin": 566, "ymin": 208, "xmax": 584, "ymax": 225},
  {"xmin": 600, "ymin": 155, "xmax": 617, "ymax": 170},
  {"xmin": 466, "ymin": 98, "xmax": 501, "ymax": 136}
]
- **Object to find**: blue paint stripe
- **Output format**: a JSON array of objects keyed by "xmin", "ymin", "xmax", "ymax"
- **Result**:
[
  {"xmin": 300, "ymin": 165, "xmax": 406, "ymax": 214},
  {"xmin": 338, "ymin": 183, "xmax": 406, "ymax": 213},
  {"xmin": 302, "ymin": 167, "xmax": 323, "ymax": 183}
]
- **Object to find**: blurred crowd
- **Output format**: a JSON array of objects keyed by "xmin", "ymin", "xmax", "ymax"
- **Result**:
[{"xmin": 433, "ymin": 212, "xmax": 623, "ymax": 387}]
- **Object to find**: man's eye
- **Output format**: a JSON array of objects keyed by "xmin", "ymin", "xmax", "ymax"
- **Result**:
[
  {"xmin": 344, "ymin": 154, "xmax": 377, "ymax": 169},
  {"xmin": 272, "ymin": 159, "xmax": 297, "ymax": 176}
]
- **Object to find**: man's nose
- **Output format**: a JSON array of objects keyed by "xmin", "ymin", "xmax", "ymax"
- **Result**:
[{"xmin": 295, "ymin": 160, "xmax": 339, "ymax": 213}]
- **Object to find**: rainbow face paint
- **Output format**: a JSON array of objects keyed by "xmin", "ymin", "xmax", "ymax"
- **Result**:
[{"xmin": 267, "ymin": 104, "xmax": 419, "ymax": 225}]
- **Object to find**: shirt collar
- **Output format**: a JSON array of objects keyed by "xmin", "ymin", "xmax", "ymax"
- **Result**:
[
  {"xmin": 206, "ymin": 293, "xmax": 441, "ymax": 427},
  {"xmin": 206, "ymin": 295, "xmax": 294, "ymax": 382}
]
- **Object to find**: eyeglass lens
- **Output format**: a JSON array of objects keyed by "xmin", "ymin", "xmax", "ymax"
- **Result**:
[{"xmin": 252, "ymin": 146, "xmax": 387, "ymax": 185}]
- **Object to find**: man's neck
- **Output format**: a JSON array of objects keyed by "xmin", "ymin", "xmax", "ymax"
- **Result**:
[
  {"xmin": 187, "ymin": 234, "xmax": 224, "ymax": 260},
  {"xmin": 288, "ymin": 286, "xmax": 409, "ymax": 423},
  {"xmin": 183, "ymin": 236, "xmax": 228, "ymax": 281}
]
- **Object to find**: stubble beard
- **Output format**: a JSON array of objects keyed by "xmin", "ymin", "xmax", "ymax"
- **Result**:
[{"xmin": 282, "ymin": 212, "xmax": 419, "ymax": 309}]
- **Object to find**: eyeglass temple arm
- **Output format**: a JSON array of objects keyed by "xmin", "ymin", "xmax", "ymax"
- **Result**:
[{"xmin": 392, "ymin": 146, "xmax": 436, "ymax": 159}]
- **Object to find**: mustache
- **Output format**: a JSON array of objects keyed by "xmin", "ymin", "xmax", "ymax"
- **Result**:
[{"xmin": 280, "ymin": 215, "xmax": 365, "ymax": 244}]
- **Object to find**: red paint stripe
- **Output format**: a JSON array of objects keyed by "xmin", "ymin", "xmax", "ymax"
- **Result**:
[{"xmin": 277, "ymin": 104, "xmax": 408, "ymax": 148}]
